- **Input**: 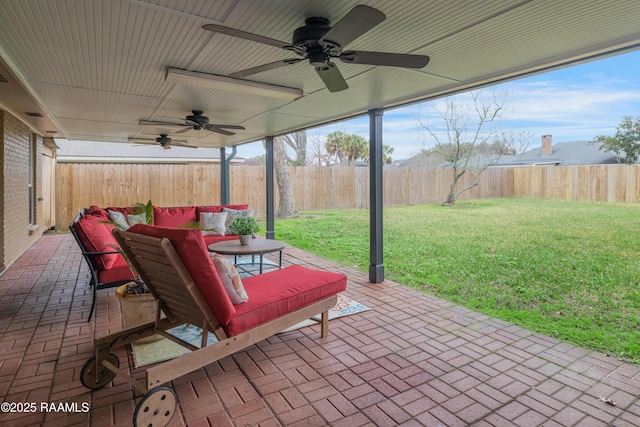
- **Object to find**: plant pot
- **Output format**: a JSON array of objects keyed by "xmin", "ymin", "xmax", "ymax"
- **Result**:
[
  {"xmin": 239, "ymin": 234, "xmax": 251, "ymax": 245},
  {"xmin": 116, "ymin": 283, "xmax": 162, "ymax": 343}
]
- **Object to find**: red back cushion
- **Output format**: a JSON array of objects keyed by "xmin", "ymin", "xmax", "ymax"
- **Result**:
[
  {"xmin": 222, "ymin": 204, "xmax": 249, "ymax": 211},
  {"xmin": 196, "ymin": 204, "xmax": 249, "ymax": 218},
  {"xmin": 105, "ymin": 206, "xmax": 132, "ymax": 216},
  {"xmin": 153, "ymin": 206, "xmax": 197, "ymax": 228},
  {"xmin": 127, "ymin": 224, "xmax": 236, "ymax": 325},
  {"xmin": 196, "ymin": 206, "xmax": 224, "ymax": 215},
  {"xmin": 74, "ymin": 218, "xmax": 119, "ymax": 271},
  {"xmin": 85, "ymin": 205, "xmax": 110, "ymax": 221}
]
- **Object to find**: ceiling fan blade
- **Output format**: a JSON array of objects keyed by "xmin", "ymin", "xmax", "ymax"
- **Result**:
[
  {"xmin": 319, "ymin": 5, "xmax": 386, "ymax": 47},
  {"xmin": 316, "ymin": 62, "xmax": 348, "ymax": 92},
  {"xmin": 128, "ymin": 137, "xmax": 189, "ymax": 144},
  {"xmin": 211, "ymin": 124, "xmax": 245, "ymax": 130},
  {"xmin": 340, "ymin": 51, "xmax": 430, "ymax": 68},
  {"xmin": 202, "ymin": 23, "xmax": 290, "ymax": 49},
  {"xmin": 229, "ymin": 58, "xmax": 303, "ymax": 78},
  {"xmin": 128, "ymin": 138, "xmax": 156, "ymax": 144},
  {"xmin": 205, "ymin": 125, "xmax": 236, "ymax": 136},
  {"xmin": 171, "ymin": 141, "xmax": 198, "ymax": 148},
  {"xmin": 174, "ymin": 127, "xmax": 193, "ymax": 134}
]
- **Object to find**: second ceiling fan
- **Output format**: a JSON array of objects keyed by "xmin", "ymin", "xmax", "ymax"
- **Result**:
[
  {"xmin": 202, "ymin": 5, "xmax": 430, "ymax": 92},
  {"xmin": 139, "ymin": 110, "xmax": 246, "ymax": 136}
]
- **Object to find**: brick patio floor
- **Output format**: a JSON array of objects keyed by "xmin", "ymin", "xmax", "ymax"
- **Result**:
[{"xmin": 1, "ymin": 233, "xmax": 640, "ymax": 426}]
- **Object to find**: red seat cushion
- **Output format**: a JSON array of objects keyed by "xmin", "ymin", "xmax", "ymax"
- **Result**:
[
  {"xmin": 127, "ymin": 224, "xmax": 236, "ymax": 326},
  {"xmin": 153, "ymin": 206, "xmax": 197, "ymax": 228},
  {"xmin": 75, "ymin": 218, "xmax": 119, "ymax": 271},
  {"xmin": 225, "ymin": 265, "xmax": 347, "ymax": 337},
  {"xmin": 97, "ymin": 259, "xmax": 135, "ymax": 284}
]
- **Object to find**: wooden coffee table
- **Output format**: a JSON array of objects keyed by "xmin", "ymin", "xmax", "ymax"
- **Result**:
[{"xmin": 208, "ymin": 238, "xmax": 285, "ymax": 274}]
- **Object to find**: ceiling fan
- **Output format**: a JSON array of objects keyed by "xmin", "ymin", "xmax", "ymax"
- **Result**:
[
  {"xmin": 139, "ymin": 110, "xmax": 246, "ymax": 136},
  {"xmin": 128, "ymin": 134, "xmax": 195, "ymax": 150},
  {"xmin": 202, "ymin": 5, "xmax": 430, "ymax": 92}
]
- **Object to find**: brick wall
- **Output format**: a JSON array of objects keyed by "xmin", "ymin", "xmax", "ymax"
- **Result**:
[{"xmin": 1, "ymin": 110, "xmax": 45, "ymax": 271}]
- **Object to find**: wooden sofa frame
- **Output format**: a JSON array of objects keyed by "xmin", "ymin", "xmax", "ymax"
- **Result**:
[{"xmin": 79, "ymin": 229, "xmax": 338, "ymax": 427}]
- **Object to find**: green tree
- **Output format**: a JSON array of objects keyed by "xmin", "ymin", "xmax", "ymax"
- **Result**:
[
  {"xmin": 326, "ymin": 131, "xmax": 368, "ymax": 165},
  {"xmin": 361, "ymin": 144, "xmax": 394, "ymax": 164},
  {"xmin": 325, "ymin": 131, "xmax": 393, "ymax": 165},
  {"xmin": 597, "ymin": 116, "xmax": 640, "ymax": 164}
]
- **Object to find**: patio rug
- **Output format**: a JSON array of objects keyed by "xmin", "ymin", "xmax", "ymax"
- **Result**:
[
  {"xmin": 234, "ymin": 256, "xmax": 280, "ymax": 277},
  {"xmin": 131, "ymin": 293, "xmax": 370, "ymax": 367}
]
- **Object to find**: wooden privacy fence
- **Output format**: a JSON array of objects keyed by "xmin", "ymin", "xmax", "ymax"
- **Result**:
[
  {"xmin": 55, "ymin": 162, "xmax": 640, "ymax": 229},
  {"xmin": 509, "ymin": 164, "xmax": 640, "ymax": 202}
]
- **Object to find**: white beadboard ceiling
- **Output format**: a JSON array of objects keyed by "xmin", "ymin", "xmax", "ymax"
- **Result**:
[{"xmin": 0, "ymin": 0, "xmax": 639, "ymax": 148}]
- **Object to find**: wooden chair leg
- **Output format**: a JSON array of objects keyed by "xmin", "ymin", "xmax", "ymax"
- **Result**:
[{"xmin": 321, "ymin": 310, "xmax": 329, "ymax": 338}]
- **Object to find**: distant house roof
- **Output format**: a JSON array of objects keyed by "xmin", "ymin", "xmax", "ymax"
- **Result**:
[
  {"xmin": 55, "ymin": 140, "xmax": 231, "ymax": 163},
  {"xmin": 496, "ymin": 140, "xmax": 621, "ymax": 166},
  {"xmin": 398, "ymin": 140, "xmax": 625, "ymax": 168}
]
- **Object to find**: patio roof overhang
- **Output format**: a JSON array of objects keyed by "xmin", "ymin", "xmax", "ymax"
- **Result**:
[{"xmin": 0, "ymin": 0, "xmax": 639, "ymax": 146}]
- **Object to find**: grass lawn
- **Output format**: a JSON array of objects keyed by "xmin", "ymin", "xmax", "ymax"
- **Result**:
[{"xmin": 274, "ymin": 198, "xmax": 640, "ymax": 364}]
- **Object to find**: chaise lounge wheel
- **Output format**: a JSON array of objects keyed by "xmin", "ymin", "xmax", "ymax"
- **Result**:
[
  {"xmin": 133, "ymin": 387, "xmax": 177, "ymax": 427},
  {"xmin": 79, "ymin": 352, "xmax": 119, "ymax": 390}
]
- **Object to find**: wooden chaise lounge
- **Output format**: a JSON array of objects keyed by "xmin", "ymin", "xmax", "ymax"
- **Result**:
[{"xmin": 79, "ymin": 224, "xmax": 347, "ymax": 427}]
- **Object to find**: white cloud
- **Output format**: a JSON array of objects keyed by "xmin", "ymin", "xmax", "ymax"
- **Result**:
[{"xmin": 236, "ymin": 52, "xmax": 640, "ymax": 160}]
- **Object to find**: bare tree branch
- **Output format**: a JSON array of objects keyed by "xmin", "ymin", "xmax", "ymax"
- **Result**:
[{"xmin": 417, "ymin": 90, "xmax": 531, "ymax": 205}]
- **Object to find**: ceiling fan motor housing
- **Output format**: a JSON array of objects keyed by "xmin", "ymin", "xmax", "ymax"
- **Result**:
[
  {"xmin": 292, "ymin": 16, "xmax": 341, "ymax": 66},
  {"xmin": 292, "ymin": 17, "xmax": 331, "ymax": 45},
  {"xmin": 186, "ymin": 110, "xmax": 209, "ymax": 130}
]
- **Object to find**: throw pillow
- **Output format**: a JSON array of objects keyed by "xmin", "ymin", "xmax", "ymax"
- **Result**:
[
  {"xmin": 200, "ymin": 212, "xmax": 227, "ymax": 236},
  {"xmin": 210, "ymin": 254, "xmax": 248, "ymax": 304},
  {"xmin": 223, "ymin": 208, "xmax": 254, "ymax": 235},
  {"xmin": 108, "ymin": 209, "xmax": 130, "ymax": 230},
  {"xmin": 127, "ymin": 213, "xmax": 147, "ymax": 227}
]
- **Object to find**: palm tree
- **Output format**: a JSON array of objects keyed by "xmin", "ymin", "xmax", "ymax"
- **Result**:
[{"xmin": 325, "ymin": 131, "xmax": 347, "ymax": 165}]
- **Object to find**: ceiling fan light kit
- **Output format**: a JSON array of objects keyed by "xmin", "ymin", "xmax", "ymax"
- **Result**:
[{"xmin": 165, "ymin": 68, "xmax": 303, "ymax": 100}]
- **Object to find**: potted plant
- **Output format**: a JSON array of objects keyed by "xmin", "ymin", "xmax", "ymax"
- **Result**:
[
  {"xmin": 109, "ymin": 244, "xmax": 161, "ymax": 343},
  {"xmin": 229, "ymin": 216, "xmax": 259, "ymax": 245}
]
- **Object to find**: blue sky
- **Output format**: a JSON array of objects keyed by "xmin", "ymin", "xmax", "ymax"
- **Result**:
[{"xmin": 236, "ymin": 49, "xmax": 640, "ymax": 160}]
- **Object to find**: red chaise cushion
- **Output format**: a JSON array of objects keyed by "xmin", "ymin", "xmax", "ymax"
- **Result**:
[
  {"xmin": 225, "ymin": 265, "xmax": 347, "ymax": 337},
  {"xmin": 126, "ymin": 224, "xmax": 236, "ymax": 326}
]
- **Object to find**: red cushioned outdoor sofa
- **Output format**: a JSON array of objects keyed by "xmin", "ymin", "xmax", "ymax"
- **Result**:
[
  {"xmin": 70, "ymin": 204, "xmax": 249, "ymax": 320},
  {"xmin": 79, "ymin": 224, "xmax": 347, "ymax": 427}
]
